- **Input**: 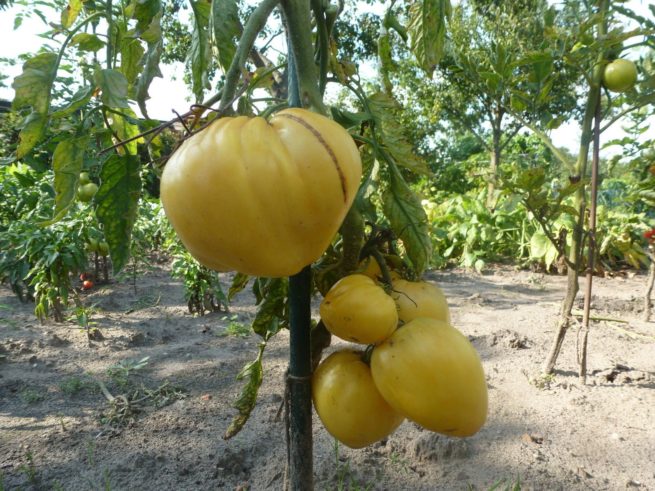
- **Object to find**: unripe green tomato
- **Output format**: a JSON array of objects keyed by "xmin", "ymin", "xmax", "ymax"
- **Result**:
[
  {"xmin": 98, "ymin": 241, "xmax": 109, "ymax": 256},
  {"xmin": 160, "ymin": 108, "xmax": 362, "ymax": 277},
  {"xmin": 77, "ymin": 182, "xmax": 98, "ymax": 202},
  {"xmin": 391, "ymin": 278, "xmax": 450, "ymax": 324},
  {"xmin": 320, "ymin": 274, "xmax": 398, "ymax": 345},
  {"xmin": 312, "ymin": 349, "xmax": 404, "ymax": 449},
  {"xmin": 79, "ymin": 172, "xmax": 91, "ymax": 185},
  {"xmin": 371, "ymin": 318, "xmax": 488, "ymax": 437},
  {"xmin": 603, "ymin": 59, "xmax": 638, "ymax": 93}
]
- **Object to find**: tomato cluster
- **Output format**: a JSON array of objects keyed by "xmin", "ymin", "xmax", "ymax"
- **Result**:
[
  {"xmin": 77, "ymin": 172, "xmax": 98, "ymax": 203},
  {"xmin": 313, "ymin": 267, "xmax": 488, "ymax": 448}
]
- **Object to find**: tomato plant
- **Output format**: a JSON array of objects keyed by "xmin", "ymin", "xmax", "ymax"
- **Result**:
[
  {"xmin": 312, "ymin": 349, "xmax": 404, "ymax": 449},
  {"xmin": 320, "ymin": 274, "xmax": 398, "ymax": 344},
  {"xmin": 160, "ymin": 108, "xmax": 362, "ymax": 278},
  {"xmin": 371, "ymin": 318, "xmax": 488, "ymax": 437}
]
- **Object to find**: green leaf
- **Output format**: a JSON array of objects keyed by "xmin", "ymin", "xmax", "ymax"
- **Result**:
[
  {"xmin": 12, "ymin": 52, "xmax": 57, "ymax": 114},
  {"xmin": 95, "ymin": 154, "xmax": 142, "ymax": 272},
  {"xmin": 51, "ymin": 86, "xmax": 94, "ymax": 119},
  {"xmin": 189, "ymin": 0, "xmax": 211, "ymax": 102},
  {"xmin": 41, "ymin": 136, "xmax": 89, "ymax": 225},
  {"xmin": 529, "ymin": 231, "xmax": 556, "ymax": 266},
  {"xmin": 223, "ymin": 343, "xmax": 265, "ymax": 440},
  {"xmin": 407, "ymin": 0, "xmax": 451, "ymax": 76},
  {"xmin": 61, "ymin": 0, "xmax": 83, "ymax": 29},
  {"xmin": 126, "ymin": 0, "xmax": 162, "ymax": 34},
  {"xmin": 210, "ymin": 0, "xmax": 241, "ymax": 72},
  {"xmin": 17, "ymin": 112, "xmax": 48, "ymax": 158},
  {"xmin": 382, "ymin": 172, "xmax": 432, "ymax": 275},
  {"xmin": 95, "ymin": 69, "xmax": 130, "ymax": 109},
  {"xmin": 70, "ymin": 33, "xmax": 105, "ymax": 52},
  {"xmin": 251, "ymin": 278, "xmax": 288, "ymax": 338}
]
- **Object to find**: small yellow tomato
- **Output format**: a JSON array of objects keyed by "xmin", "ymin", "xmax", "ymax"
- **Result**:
[
  {"xmin": 371, "ymin": 318, "xmax": 488, "ymax": 437},
  {"xmin": 160, "ymin": 108, "xmax": 362, "ymax": 277},
  {"xmin": 320, "ymin": 274, "xmax": 398, "ymax": 344},
  {"xmin": 603, "ymin": 58, "xmax": 637, "ymax": 93},
  {"xmin": 358, "ymin": 256, "xmax": 382, "ymax": 280},
  {"xmin": 312, "ymin": 349, "xmax": 404, "ymax": 449},
  {"xmin": 391, "ymin": 278, "xmax": 450, "ymax": 324}
]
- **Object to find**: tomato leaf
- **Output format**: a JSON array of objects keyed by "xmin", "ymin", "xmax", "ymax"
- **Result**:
[
  {"xmin": 16, "ymin": 112, "xmax": 49, "ymax": 159},
  {"xmin": 368, "ymin": 92, "xmax": 431, "ymax": 176},
  {"xmin": 95, "ymin": 69, "xmax": 130, "ymax": 109},
  {"xmin": 135, "ymin": 37, "xmax": 163, "ymax": 118},
  {"xmin": 108, "ymin": 109, "xmax": 142, "ymax": 155},
  {"xmin": 61, "ymin": 0, "xmax": 83, "ymax": 29},
  {"xmin": 51, "ymin": 86, "xmax": 94, "ymax": 119},
  {"xmin": 189, "ymin": 0, "xmax": 211, "ymax": 103},
  {"xmin": 70, "ymin": 33, "xmax": 105, "ymax": 52},
  {"xmin": 382, "ymin": 172, "xmax": 432, "ymax": 275},
  {"xmin": 95, "ymin": 154, "xmax": 142, "ymax": 272},
  {"xmin": 210, "ymin": 0, "xmax": 241, "ymax": 72},
  {"xmin": 407, "ymin": 0, "xmax": 451, "ymax": 76},
  {"xmin": 223, "ymin": 343, "xmax": 265, "ymax": 440},
  {"xmin": 41, "ymin": 136, "xmax": 89, "ymax": 226},
  {"xmin": 126, "ymin": 0, "xmax": 162, "ymax": 34},
  {"xmin": 120, "ymin": 38, "xmax": 146, "ymax": 85},
  {"xmin": 228, "ymin": 272, "xmax": 250, "ymax": 302},
  {"xmin": 252, "ymin": 278, "xmax": 288, "ymax": 338}
]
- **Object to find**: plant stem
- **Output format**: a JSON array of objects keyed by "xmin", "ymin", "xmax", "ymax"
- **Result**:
[{"xmin": 219, "ymin": 0, "xmax": 281, "ymax": 112}]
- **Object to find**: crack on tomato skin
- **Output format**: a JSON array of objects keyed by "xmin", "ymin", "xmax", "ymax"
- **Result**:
[{"xmin": 275, "ymin": 113, "xmax": 348, "ymax": 203}]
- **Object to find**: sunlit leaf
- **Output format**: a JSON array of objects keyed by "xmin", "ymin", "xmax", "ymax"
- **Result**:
[
  {"xmin": 17, "ymin": 112, "xmax": 48, "ymax": 158},
  {"xmin": 228, "ymin": 273, "xmax": 250, "ymax": 301},
  {"xmin": 61, "ymin": 0, "xmax": 83, "ymax": 29},
  {"xmin": 70, "ymin": 33, "xmax": 105, "ymax": 52},
  {"xmin": 12, "ymin": 52, "xmax": 57, "ymax": 114},
  {"xmin": 95, "ymin": 154, "xmax": 142, "ymax": 272},
  {"xmin": 51, "ymin": 86, "xmax": 94, "ymax": 119},
  {"xmin": 252, "ymin": 278, "xmax": 288, "ymax": 338},
  {"xmin": 189, "ymin": 0, "xmax": 211, "ymax": 102}
]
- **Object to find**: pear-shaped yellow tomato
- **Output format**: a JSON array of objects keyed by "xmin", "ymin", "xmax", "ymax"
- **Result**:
[
  {"xmin": 391, "ymin": 279, "xmax": 450, "ymax": 324},
  {"xmin": 371, "ymin": 318, "xmax": 487, "ymax": 437},
  {"xmin": 358, "ymin": 256, "xmax": 382, "ymax": 280},
  {"xmin": 320, "ymin": 274, "xmax": 398, "ymax": 344},
  {"xmin": 160, "ymin": 108, "xmax": 362, "ymax": 277},
  {"xmin": 603, "ymin": 58, "xmax": 637, "ymax": 93},
  {"xmin": 312, "ymin": 349, "xmax": 404, "ymax": 449}
]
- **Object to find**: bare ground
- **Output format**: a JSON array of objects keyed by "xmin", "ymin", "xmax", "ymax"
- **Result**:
[{"xmin": 1, "ymin": 262, "xmax": 654, "ymax": 491}]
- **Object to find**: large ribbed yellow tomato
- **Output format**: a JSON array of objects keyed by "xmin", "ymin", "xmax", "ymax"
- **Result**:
[
  {"xmin": 320, "ymin": 274, "xmax": 398, "ymax": 344},
  {"xmin": 371, "ymin": 318, "xmax": 487, "ymax": 437},
  {"xmin": 312, "ymin": 349, "xmax": 404, "ymax": 449},
  {"xmin": 391, "ymin": 279, "xmax": 450, "ymax": 324},
  {"xmin": 160, "ymin": 108, "xmax": 362, "ymax": 277},
  {"xmin": 603, "ymin": 59, "xmax": 637, "ymax": 93}
]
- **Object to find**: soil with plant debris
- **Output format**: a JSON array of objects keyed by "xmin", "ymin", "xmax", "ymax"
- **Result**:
[{"xmin": 1, "ymin": 261, "xmax": 654, "ymax": 491}]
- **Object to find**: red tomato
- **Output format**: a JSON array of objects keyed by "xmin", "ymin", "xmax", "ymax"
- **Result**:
[
  {"xmin": 82, "ymin": 280, "xmax": 94, "ymax": 290},
  {"xmin": 80, "ymin": 273, "xmax": 87, "ymax": 281}
]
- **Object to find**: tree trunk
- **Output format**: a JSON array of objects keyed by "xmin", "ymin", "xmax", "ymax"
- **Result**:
[{"xmin": 486, "ymin": 120, "xmax": 502, "ymax": 210}]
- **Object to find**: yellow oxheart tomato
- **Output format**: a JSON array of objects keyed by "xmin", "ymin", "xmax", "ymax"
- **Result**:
[
  {"xmin": 358, "ymin": 256, "xmax": 382, "ymax": 280},
  {"xmin": 371, "ymin": 318, "xmax": 487, "ymax": 437},
  {"xmin": 391, "ymin": 278, "xmax": 450, "ymax": 324},
  {"xmin": 312, "ymin": 349, "xmax": 404, "ymax": 449},
  {"xmin": 160, "ymin": 108, "xmax": 362, "ymax": 277},
  {"xmin": 320, "ymin": 274, "xmax": 398, "ymax": 344},
  {"xmin": 603, "ymin": 59, "xmax": 638, "ymax": 93}
]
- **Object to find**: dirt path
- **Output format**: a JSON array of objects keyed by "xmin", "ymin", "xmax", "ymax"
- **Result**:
[{"xmin": 1, "ymin": 264, "xmax": 654, "ymax": 490}]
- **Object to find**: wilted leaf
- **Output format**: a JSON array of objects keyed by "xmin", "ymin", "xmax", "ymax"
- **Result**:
[
  {"xmin": 210, "ymin": 0, "xmax": 241, "ymax": 72},
  {"xmin": 228, "ymin": 272, "xmax": 250, "ymax": 301},
  {"xmin": 189, "ymin": 0, "xmax": 211, "ymax": 102},
  {"xmin": 407, "ymin": 0, "xmax": 451, "ymax": 76},
  {"xmin": 135, "ymin": 38, "xmax": 163, "ymax": 117},
  {"xmin": 108, "ymin": 109, "xmax": 142, "ymax": 155},
  {"xmin": 251, "ymin": 278, "xmax": 288, "ymax": 338},
  {"xmin": 223, "ymin": 344, "xmax": 265, "ymax": 440},
  {"xmin": 12, "ymin": 51, "xmax": 57, "ymax": 114},
  {"xmin": 95, "ymin": 154, "xmax": 142, "ymax": 272},
  {"xmin": 16, "ymin": 112, "xmax": 48, "ymax": 158},
  {"xmin": 382, "ymin": 172, "xmax": 432, "ymax": 275}
]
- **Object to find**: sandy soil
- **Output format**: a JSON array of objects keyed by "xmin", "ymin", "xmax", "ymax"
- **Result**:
[{"xmin": 1, "ymin": 262, "xmax": 654, "ymax": 491}]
